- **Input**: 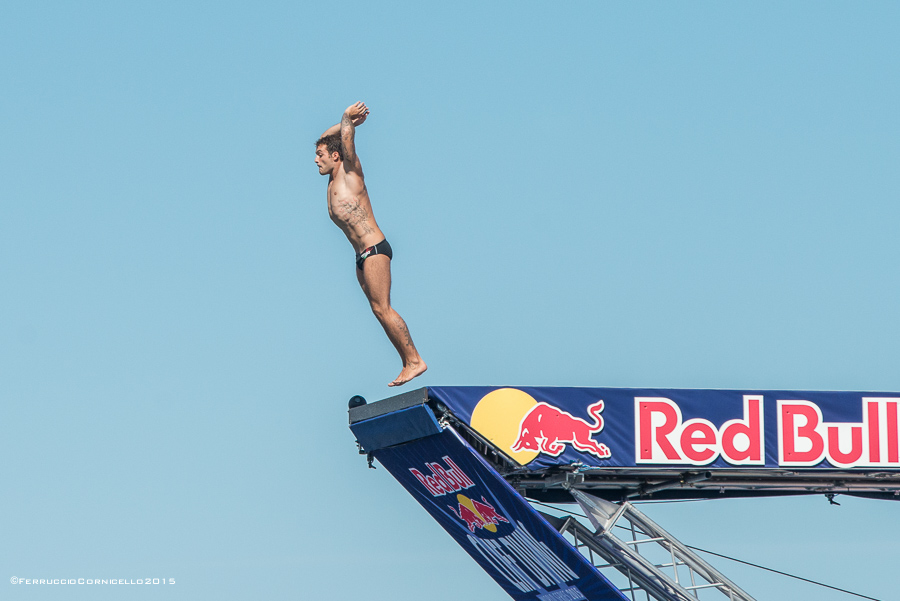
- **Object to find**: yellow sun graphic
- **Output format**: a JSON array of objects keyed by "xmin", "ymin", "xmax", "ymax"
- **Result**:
[{"xmin": 470, "ymin": 388, "xmax": 540, "ymax": 466}]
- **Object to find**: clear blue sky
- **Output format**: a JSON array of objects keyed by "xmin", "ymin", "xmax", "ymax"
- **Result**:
[{"xmin": 2, "ymin": 2, "xmax": 898, "ymax": 599}]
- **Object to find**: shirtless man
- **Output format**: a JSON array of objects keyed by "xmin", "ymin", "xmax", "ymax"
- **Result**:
[{"xmin": 315, "ymin": 102, "xmax": 427, "ymax": 387}]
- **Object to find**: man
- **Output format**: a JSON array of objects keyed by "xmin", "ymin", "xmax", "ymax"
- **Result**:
[{"xmin": 315, "ymin": 102, "xmax": 427, "ymax": 387}]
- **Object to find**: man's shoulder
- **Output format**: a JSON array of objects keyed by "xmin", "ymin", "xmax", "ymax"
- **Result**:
[{"xmin": 337, "ymin": 161, "xmax": 365, "ymax": 182}]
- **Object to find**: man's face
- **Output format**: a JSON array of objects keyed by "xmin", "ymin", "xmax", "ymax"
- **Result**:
[{"xmin": 315, "ymin": 145, "xmax": 338, "ymax": 175}]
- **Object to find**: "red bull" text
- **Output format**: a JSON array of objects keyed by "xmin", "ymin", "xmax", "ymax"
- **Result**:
[
  {"xmin": 636, "ymin": 395, "xmax": 900, "ymax": 468},
  {"xmin": 409, "ymin": 456, "xmax": 475, "ymax": 497},
  {"xmin": 779, "ymin": 398, "xmax": 900, "ymax": 467},
  {"xmin": 636, "ymin": 396, "xmax": 764, "ymax": 465}
]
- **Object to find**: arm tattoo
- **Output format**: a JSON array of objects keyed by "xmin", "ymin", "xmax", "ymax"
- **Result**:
[{"xmin": 341, "ymin": 113, "xmax": 355, "ymax": 160}]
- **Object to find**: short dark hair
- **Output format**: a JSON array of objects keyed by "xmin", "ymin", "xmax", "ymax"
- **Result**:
[{"xmin": 315, "ymin": 134, "xmax": 343, "ymax": 160}]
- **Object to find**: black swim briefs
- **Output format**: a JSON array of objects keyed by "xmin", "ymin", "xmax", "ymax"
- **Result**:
[{"xmin": 356, "ymin": 239, "xmax": 393, "ymax": 271}]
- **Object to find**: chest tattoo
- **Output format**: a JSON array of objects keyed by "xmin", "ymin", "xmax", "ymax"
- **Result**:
[{"xmin": 336, "ymin": 199, "xmax": 374, "ymax": 234}]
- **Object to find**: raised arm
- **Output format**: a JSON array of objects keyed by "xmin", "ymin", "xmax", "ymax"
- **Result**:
[
  {"xmin": 320, "ymin": 103, "xmax": 368, "ymax": 138},
  {"xmin": 320, "ymin": 123, "xmax": 341, "ymax": 138},
  {"xmin": 340, "ymin": 101, "xmax": 369, "ymax": 167}
]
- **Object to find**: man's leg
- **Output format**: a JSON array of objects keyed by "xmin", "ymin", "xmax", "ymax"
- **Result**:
[{"xmin": 356, "ymin": 255, "xmax": 427, "ymax": 386}]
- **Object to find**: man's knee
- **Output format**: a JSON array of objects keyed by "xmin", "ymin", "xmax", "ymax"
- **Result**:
[{"xmin": 370, "ymin": 301, "xmax": 391, "ymax": 320}]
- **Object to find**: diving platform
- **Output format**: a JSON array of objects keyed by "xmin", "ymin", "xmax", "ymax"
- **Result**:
[{"xmin": 349, "ymin": 386, "xmax": 900, "ymax": 600}]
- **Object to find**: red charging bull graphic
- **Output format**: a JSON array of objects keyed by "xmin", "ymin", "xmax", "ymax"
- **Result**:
[
  {"xmin": 449, "ymin": 494, "xmax": 510, "ymax": 533},
  {"xmin": 512, "ymin": 400, "xmax": 612, "ymax": 460}
]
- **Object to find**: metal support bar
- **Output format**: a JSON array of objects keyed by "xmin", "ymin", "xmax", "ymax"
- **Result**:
[{"xmin": 627, "ymin": 472, "xmax": 713, "ymax": 499}]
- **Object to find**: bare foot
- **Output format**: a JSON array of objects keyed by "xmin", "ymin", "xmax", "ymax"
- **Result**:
[{"xmin": 389, "ymin": 360, "xmax": 428, "ymax": 387}]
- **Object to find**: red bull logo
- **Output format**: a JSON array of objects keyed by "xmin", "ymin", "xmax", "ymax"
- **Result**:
[
  {"xmin": 637, "ymin": 396, "xmax": 764, "ymax": 465},
  {"xmin": 468, "ymin": 388, "xmax": 613, "ymax": 466},
  {"xmin": 409, "ymin": 456, "xmax": 475, "ymax": 497},
  {"xmin": 779, "ymin": 398, "xmax": 900, "ymax": 468},
  {"xmin": 449, "ymin": 494, "xmax": 509, "ymax": 533},
  {"xmin": 511, "ymin": 400, "xmax": 611, "ymax": 460}
]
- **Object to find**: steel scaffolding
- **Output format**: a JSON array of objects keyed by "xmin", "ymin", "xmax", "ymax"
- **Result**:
[{"xmin": 544, "ymin": 488, "xmax": 756, "ymax": 601}]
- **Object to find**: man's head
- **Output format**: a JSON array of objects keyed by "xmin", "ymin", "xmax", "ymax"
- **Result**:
[{"xmin": 315, "ymin": 134, "xmax": 342, "ymax": 175}]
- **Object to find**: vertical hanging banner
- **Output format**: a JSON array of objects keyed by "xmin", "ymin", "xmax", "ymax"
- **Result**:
[{"xmin": 373, "ymin": 429, "xmax": 627, "ymax": 601}]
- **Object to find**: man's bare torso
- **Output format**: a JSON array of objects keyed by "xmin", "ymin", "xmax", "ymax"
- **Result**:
[{"xmin": 326, "ymin": 165, "xmax": 384, "ymax": 253}]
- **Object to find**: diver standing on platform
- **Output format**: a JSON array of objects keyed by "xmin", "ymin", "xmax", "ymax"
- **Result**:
[{"xmin": 315, "ymin": 102, "xmax": 427, "ymax": 387}]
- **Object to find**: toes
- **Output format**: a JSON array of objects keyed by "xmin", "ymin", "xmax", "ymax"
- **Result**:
[{"xmin": 389, "ymin": 364, "xmax": 425, "ymax": 388}]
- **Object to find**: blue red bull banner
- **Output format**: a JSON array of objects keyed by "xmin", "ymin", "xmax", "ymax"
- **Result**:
[
  {"xmin": 427, "ymin": 387, "xmax": 900, "ymax": 471},
  {"xmin": 373, "ymin": 428, "xmax": 627, "ymax": 601},
  {"xmin": 349, "ymin": 386, "xmax": 900, "ymax": 600}
]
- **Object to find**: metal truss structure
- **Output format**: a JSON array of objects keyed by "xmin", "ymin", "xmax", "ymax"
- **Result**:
[
  {"xmin": 351, "ymin": 387, "xmax": 900, "ymax": 601},
  {"xmin": 541, "ymin": 488, "xmax": 756, "ymax": 601}
]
